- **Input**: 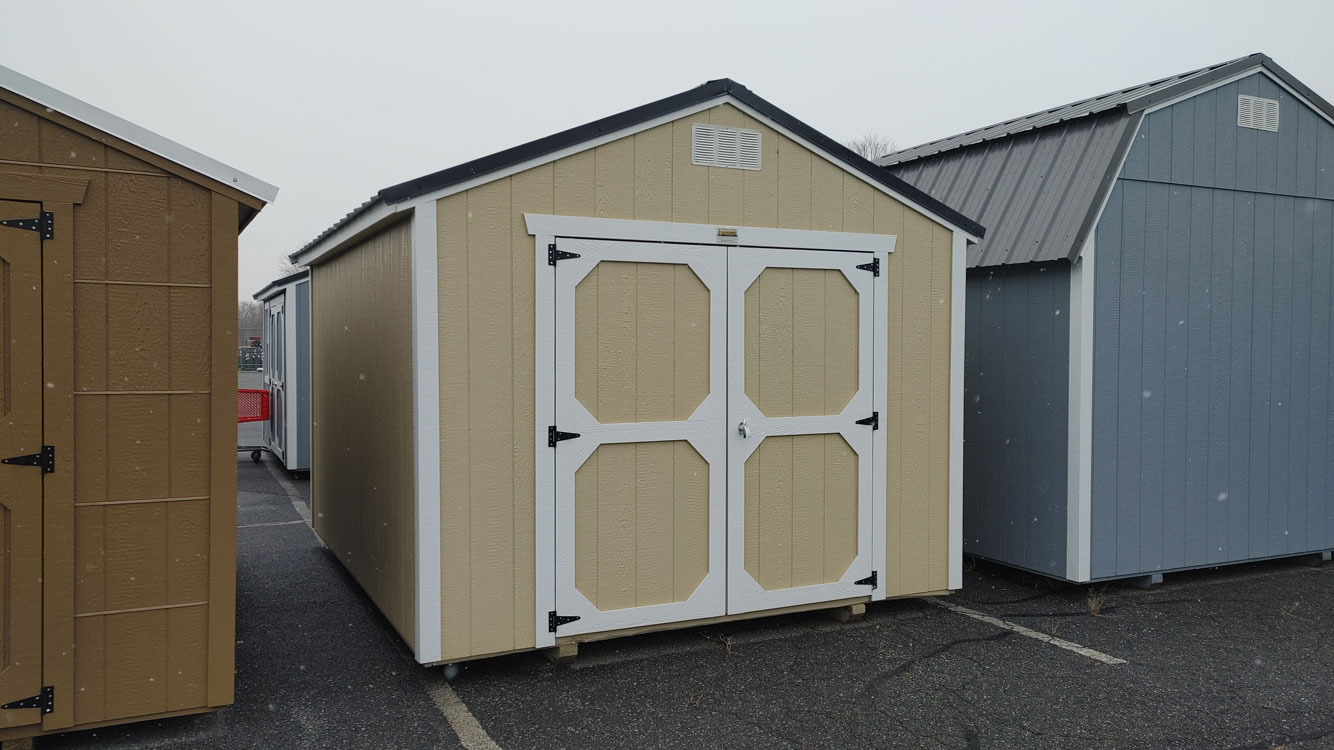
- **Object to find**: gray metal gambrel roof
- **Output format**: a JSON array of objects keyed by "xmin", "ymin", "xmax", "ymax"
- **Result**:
[
  {"xmin": 888, "ymin": 110, "xmax": 1137, "ymax": 268},
  {"xmin": 879, "ymin": 53, "xmax": 1334, "ymax": 267}
]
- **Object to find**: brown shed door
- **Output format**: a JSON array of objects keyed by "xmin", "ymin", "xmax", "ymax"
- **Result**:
[{"xmin": 0, "ymin": 200, "xmax": 45, "ymax": 729}]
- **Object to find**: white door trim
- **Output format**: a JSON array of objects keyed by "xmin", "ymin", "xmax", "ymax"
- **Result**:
[
  {"xmin": 526, "ymin": 213, "xmax": 895, "ymax": 254},
  {"xmin": 531, "ymin": 216, "xmax": 897, "ymax": 645},
  {"xmin": 725, "ymin": 247, "xmax": 877, "ymax": 614},
  {"xmin": 550, "ymin": 238, "xmax": 727, "ymax": 637}
]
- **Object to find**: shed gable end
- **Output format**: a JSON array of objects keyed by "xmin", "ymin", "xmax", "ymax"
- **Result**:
[{"xmin": 1119, "ymin": 72, "xmax": 1334, "ymax": 199}]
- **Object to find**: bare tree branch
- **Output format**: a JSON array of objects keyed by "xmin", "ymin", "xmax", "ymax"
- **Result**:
[
  {"xmin": 277, "ymin": 256, "xmax": 304, "ymax": 277},
  {"xmin": 843, "ymin": 132, "xmax": 897, "ymax": 161}
]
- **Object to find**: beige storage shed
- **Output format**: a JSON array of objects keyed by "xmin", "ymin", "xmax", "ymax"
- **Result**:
[
  {"xmin": 0, "ymin": 65, "xmax": 276, "ymax": 740},
  {"xmin": 291, "ymin": 79, "xmax": 983, "ymax": 664}
]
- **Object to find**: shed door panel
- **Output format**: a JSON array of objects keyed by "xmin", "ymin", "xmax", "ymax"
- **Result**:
[
  {"xmin": 0, "ymin": 200, "xmax": 45, "ymax": 729},
  {"xmin": 264, "ymin": 297, "xmax": 287, "ymax": 459},
  {"xmin": 553, "ymin": 239, "xmax": 727, "ymax": 636},
  {"xmin": 727, "ymin": 248, "xmax": 876, "ymax": 613}
]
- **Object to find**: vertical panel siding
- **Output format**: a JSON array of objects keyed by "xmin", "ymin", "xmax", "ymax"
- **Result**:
[
  {"xmin": 575, "ymin": 261, "xmax": 711, "ymax": 422},
  {"xmin": 433, "ymin": 103, "xmax": 956, "ymax": 659},
  {"xmin": 1090, "ymin": 78, "xmax": 1334, "ymax": 578},
  {"xmin": 310, "ymin": 221, "xmax": 416, "ymax": 644},
  {"xmin": 742, "ymin": 267, "xmax": 861, "ymax": 589},
  {"xmin": 962, "ymin": 262, "xmax": 1069, "ymax": 575},
  {"xmin": 0, "ymin": 98, "xmax": 231, "ymax": 726},
  {"xmin": 569, "ymin": 259, "xmax": 711, "ymax": 610},
  {"xmin": 575, "ymin": 441, "xmax": 709, "ymax": 608}
]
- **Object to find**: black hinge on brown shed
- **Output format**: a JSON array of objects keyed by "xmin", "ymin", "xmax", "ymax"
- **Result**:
[
  {"xmin": 2, "ymin": 445, "xmax": 55, "ymax": 473},
  {"xmin": 855, "ymin": 257, "xmax": 879, "ymax": 276},
  {"xmin": 855, "ymin": 571, "xmax": 878, "ymax": 589},
  {"xmin": 548, "ymin": 611, "xmax": 580, "ymax": 632},
  {"xmin": 548, "ymin": 242, "xmax": 580, "ymax": 265},
  {"xmin": 0, "ymin": 210, "xmax": 54, "ymax": 240},
  {"xmin": 2, "ymin": 685, "xmax": 54, "ymax": 714},
  {"xmin": 855, "ymin": 412, "xmax": 879, "ymax": 430}
]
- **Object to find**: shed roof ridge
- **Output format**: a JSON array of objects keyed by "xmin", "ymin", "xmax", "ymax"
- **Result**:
[{"xmin": 878, "ymin": 53, "xmax": 1265, "ymax": 167}]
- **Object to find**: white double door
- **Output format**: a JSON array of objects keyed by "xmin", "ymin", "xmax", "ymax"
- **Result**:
[{"xmin": 550, "ymin": 238, "xmax": 878, "ymax": 637}]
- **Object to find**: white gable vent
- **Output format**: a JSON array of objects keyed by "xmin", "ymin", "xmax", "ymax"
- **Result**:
[
  {"xmin": 1238, "ymin": 94, "xmax": 1280, "ymax": 132},
  {"xmin": 691, "ymin": 124, "xmax": 762, "ymax": 170}
]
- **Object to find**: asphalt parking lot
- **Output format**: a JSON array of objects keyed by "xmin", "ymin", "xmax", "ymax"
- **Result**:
[{"xmin": 35, "ymin": 408, "xmax": 1334, "ymax": 749}]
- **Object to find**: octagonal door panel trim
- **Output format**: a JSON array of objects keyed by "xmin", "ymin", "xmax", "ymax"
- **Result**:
[
  {"xmin": 552, "ymin": 238, "xmax": 727, "ymax": 636},
  {"xmin": 726, "ymin": 247, "xmax": 876, "ymax": 614}
]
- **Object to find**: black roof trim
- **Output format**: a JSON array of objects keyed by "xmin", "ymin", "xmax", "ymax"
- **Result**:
[
  {"xmin": 252, "ymin": 268, "xmax": 310, "ymax": 301},
  {"xmin": 1125, "ymin": 53, "xmax": 1334, "ymax": 121},
  {"xmin": 374, "ymin": 78, "xmax": 983, "ymax": 236}
]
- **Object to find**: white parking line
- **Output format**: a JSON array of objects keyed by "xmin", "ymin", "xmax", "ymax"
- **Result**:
[
  {"xmin": 424, "ymin": 678, "xmax": 502, "ymax": 750},
  {"xmin": 925, "ymin": 598, "xmax": 1128, "ymax": 665},
  {"xmin": 237, "ymin": 519, "xmax": 307, "ymax": 529},
  {"xmin": 262, "ymin": 458, "xmax": 312, "ymax": 524}
]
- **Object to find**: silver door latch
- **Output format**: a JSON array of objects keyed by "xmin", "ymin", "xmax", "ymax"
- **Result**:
[{"xmin": 737, "ymin": 420, "xmax": 751, "ymax": 438}]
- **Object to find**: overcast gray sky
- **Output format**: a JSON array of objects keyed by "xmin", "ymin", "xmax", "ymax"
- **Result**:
[{"xmin": 2, "ymin": 0, "xmax": 1331, "ymax": 299}]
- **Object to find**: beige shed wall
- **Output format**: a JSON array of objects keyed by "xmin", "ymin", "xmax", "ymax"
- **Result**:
[
  {"xmin": 310, "ymin": 220, "xmax": 417, "ymax": 648},
  {"xmin": 436, "ymin": 102, "xmax": 955, "ymax": 662}
]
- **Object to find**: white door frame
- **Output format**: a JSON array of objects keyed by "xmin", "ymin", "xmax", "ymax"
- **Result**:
[
  {"xmin": 726, "ymin": 247, "xmax": 878, "ymax": 613},
  {"xmin": 264, "ymin": 294, "xmax": 286, "ymax": 459},
  {"xmin": 529, "ymin": 214, "xmax": 895, "ymax": 647},
  {"xmin": 550, "ymin": 238, "xmax": 728, "ymax": 637}
]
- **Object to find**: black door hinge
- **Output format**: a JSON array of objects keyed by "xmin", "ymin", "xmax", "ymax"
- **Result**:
[
  {"xmin": 548, "ymin": 426, "xmax": 580, "ymax": 447},
  {"xmin": 548, "ymin": 611, "xmax": 581, "ymax": 632},
  {"xmin": 0, "ymin": 210, "xmax": 54, "ymax": 240},
  {"xmin": 855, "ymin": 412, "xmax": 879, "ymax": 430},
  {"xmin": 2, "ymin": 685, "xmax": 54, "ymax": 714},
  {"xmin": 2, "ymin": 445, "xmax": 55, "ymax": 473},
  {"xmin": 855, "ymin": 257, "xmax": 879, "ymax": 276},
  {"xmin": 855, "ymin": 571, "xmax": 878, "ymax": 590},
  {"xmin": 548, "ymin": 242, "xmax": 580, "ymax": 265}
]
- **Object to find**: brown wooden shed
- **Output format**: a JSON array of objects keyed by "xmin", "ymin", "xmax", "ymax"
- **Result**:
[{"xmin": 0, "ymin": 64, "xmax": 276, "ymax": 741}]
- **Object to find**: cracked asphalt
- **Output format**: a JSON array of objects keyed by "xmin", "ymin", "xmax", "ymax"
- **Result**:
[
  {"xmin": 35, "ymin": 378, "xmax": 1334, "ymax": 748},
  {"xmin": 449, "ymin": 555, "xmax": 1334, "ymax": 750}
]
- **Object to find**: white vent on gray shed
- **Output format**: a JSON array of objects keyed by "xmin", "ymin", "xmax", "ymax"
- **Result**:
[
  {"xmin": 1238, "ymin": 94, "xmax": 1280, "ymax": 132},
  {"xmin": 691, "ymin": 124, "xmax": 762, "ymax": 170}
]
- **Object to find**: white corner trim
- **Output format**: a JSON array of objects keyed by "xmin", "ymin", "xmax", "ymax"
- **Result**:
[
  {"xmin": 0, "ymin": 63, "xmax": 278, "ymax": 203},
  {"xmin": 1139, "ymin": 65, "xmax": 1334, "ymax": 129},
  {"xmin": 948, "ymin": 231, "xmax": 966, "ymax": 590},
  {"xmin": 410, "ymin": 201, "xmax": 443, "ymax": 663},
  {"xmin": 524, "ymin": 214, "xmax": 895, "ymax": 253},
  {"xmin": 533, "ymin": 231, "xmax": 557, "ymax": 649},
  {"xmin": 1066, "ymin": 236, "xmax": 1095, "ymax": 583},
  {"xmin": 871, "ymin": 249, "xmax": 890, "ymax": 601}
]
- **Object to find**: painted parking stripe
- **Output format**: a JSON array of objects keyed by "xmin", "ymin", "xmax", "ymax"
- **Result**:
[
  {"xmin": 237, "ymin": 519, "xmax": 307, "ymax": 529},
  {"xmin": 925, "ymin": 598, "xmax": 1128, "ymax": 665},
  {"xmin": 425, "ymin": 679, "xmax": 502, "ymax": 750},
  {"xmin": 262, "ymin": 457, "xmax": 313, "ymax": 524}
]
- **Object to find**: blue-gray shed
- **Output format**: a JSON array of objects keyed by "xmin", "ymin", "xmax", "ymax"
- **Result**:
[{"xmin": 881, "ymin": 53, "xmax": 1334, "ymax": 583}]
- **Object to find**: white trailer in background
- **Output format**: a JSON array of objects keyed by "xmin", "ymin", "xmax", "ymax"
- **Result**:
[{"xmin": 254, "ymin": 269, "xmax": 311, "ymax": 474}]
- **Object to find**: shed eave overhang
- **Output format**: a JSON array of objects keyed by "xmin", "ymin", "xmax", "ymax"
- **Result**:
[{"xmin": 0, "ymin": 63, "xmax": 278, "ymax": 207}]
